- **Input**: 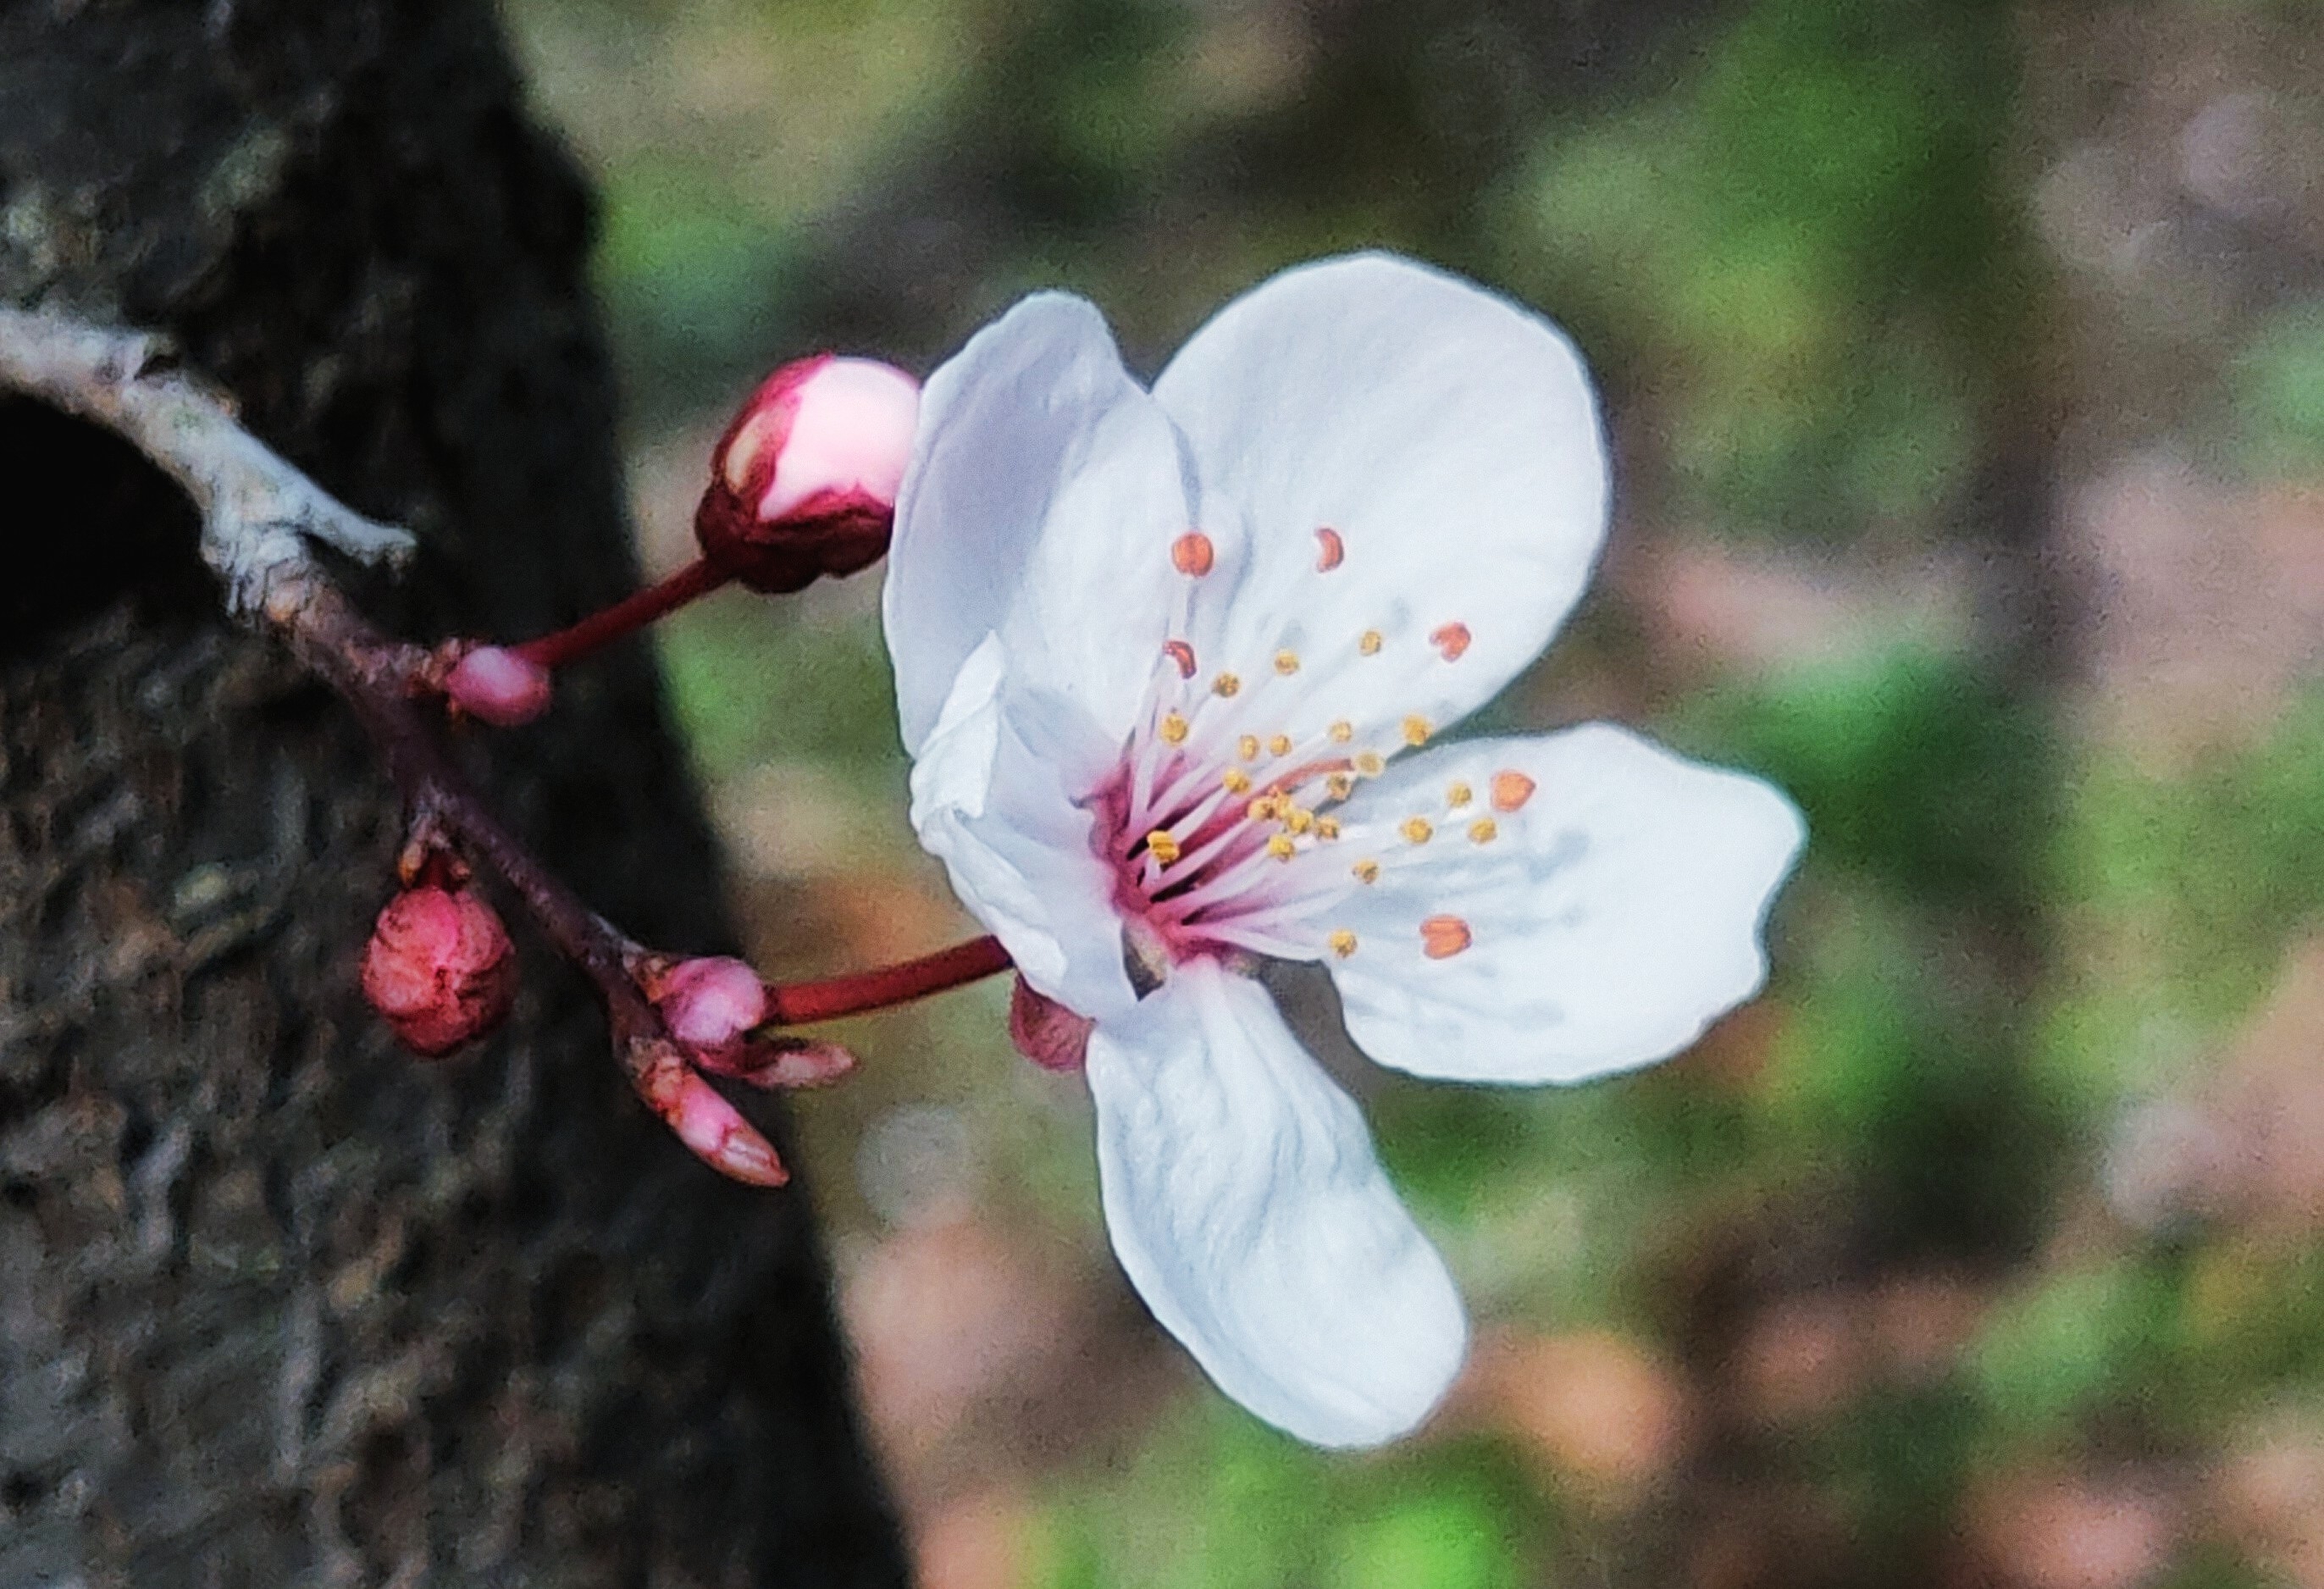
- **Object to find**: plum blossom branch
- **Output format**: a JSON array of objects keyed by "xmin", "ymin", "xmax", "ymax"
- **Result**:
[{"xmin": 0, "ymin": 303, "xmax": 945, "ymax": 1188}]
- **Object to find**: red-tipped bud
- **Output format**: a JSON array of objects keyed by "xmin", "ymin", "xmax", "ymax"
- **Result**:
[
  {"xmin": 694, "ymin": 354, "xmax": 920, "ymax": 594},
  {"xmin": 361, "ymin": 885, "xmax": 517, "ymax": 1057},
  {"xmin": 662, "ymin": 1070, "xmax": 788, "ymax": 1186},
  {"xmin": 1009, "ymin": 975, "xmax": 1094, "ymax": 1072},
  {"xmin": 656, "ymin": 955, "xmax": 768, "ymax": 1059},
  {"xmin": 445, "ymin": 645, "xmax": 554, "ymax": 727}
]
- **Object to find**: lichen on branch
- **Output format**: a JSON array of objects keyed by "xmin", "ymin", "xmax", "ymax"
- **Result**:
[{"xmin": 0, "ymin": 305, "xmax": 414, "ymax": 612}]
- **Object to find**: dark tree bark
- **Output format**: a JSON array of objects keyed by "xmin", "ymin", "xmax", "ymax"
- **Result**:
[{"xmin": 0, "ymin": 3, "xmax": 907, "ymax": 1584}]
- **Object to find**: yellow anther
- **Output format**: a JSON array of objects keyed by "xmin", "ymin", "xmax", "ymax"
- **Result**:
[
  {"xmin": 1247, "ymin": 796, "xmax": 1280, "ymax": 822},
  {"xmin": 1314, "ymin": 817, "xmax": 1342, "ymax": 840},
  {"xmin": 1447, "ymin": 780, "xmax": 1473, "ymax": 808},
  {"xmin": 1328, "ymin": 928, "xmax": 1358, "ymax": 959},
  {"xmin": 1353, "ymin": 858, "xmax": 1381, "ymax": 884},
  {"xmin": 1268, "ymin": 734, "xmax": 1292, "ymax": 757},
  {"xmin": 1145, "ymin": 831, "xmax": 1181, "ymax": 866},
  {"xmin": 1359, "ymin": 629, "xmax": 1384, "ymax": 656},
  {"xmin": 1355, "ymin": 751, "xmax": 1386, "ymax": 778},
  {"xmin": 1325, "ymin": 772, "xmax": 1355, "ymax": 800},
  {"xmin": 1274, "ymin": 650, "xmax": 1301, "ymax": 676},
  {"xmin": 1403, "ymin": 716, "xmax": 1432, "ymax": 747},
  {"xmin": 1284, "ymin": 806, "xmax": 1314, "ymax": 835},
  {"xmin": 1329, "ymin": 720, "xmax": 1353, "ymax": 743},
  {"xmin": 1266, "ymin": 834, "xmax": 1297, "ymax": 861},
  {"xmin": 1468, "ymin": 817, "xmax": 1499, "ymax": 844},
  {"xmin": 1400, "ymin": 817, "xmax": 1435, "ymax": 845},
  {"xmin": 1238, "ymin": 734, "xmax": 1260, "ymax": 761},
  {"xmin": 1222, "ymin": 767, "xmax": 1253, "ymax": 794},
  {"xmin": 1213, "ymin": 673, "xmax": 1242, "ymax": 698},
  {"xmin": 1159, "ymin": 711, "xmax": 1189, "ymax": 745}
]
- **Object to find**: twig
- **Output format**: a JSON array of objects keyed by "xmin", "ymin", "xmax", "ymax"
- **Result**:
[
  {"xmin": 0, "ymin": 304, "xmax": 773, "ymax": 1181},
  {"xmin": 0, "ymin": 307, "xmax": 413, "ymax": 612}
]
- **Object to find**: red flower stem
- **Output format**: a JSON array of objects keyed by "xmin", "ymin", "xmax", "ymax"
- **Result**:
[
  {"xmin": 767, "ymin": 935, "xmax": 1014, "ymax": 1025},
  {"xmin": 510, "ymin": 555, "xmax": 733, "ymax": 672}
]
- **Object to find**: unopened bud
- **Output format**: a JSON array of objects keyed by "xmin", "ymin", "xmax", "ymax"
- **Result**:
[
  {"xmin": 656, "ymin": 955, "xmax": 767, "ymax": 1059},
  {"xmin": 1008, "ymin": 975, "xmax": 1094, "ymax": 1072},
  {"xmin": 361, "ymin": 885, "xmax": 517, "ymax": 1057},
  {"xmin": 662, "ymin": 1070, "xmax": 788, "ymax": 1187},
  {"xmin": 694, "ymin": 354, "xmax": 920, "ymax": 594},
  {"xmin": 445, "ymin": 645, "xmax": 553, "ymax": 727}
]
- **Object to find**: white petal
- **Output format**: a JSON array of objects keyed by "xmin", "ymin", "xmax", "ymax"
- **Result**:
[
  {"xmin": 886, "ymin": 293, "xmax": 1192, "ymax": 757},
  {"xmin": 1325, "ymin": 725, "xmax": 1806, "ymax": 1084},
  {"xmin": 1085, "ymin": 958, "xmax": 1467, "ymax": 1447},
  {"xmin": 1151, "ymin": 252, "xmax": 1607, "ymax": 752},
  {"xmin": 908, "ymin": 636, "xmax": 1138, "ymax": 1021}
]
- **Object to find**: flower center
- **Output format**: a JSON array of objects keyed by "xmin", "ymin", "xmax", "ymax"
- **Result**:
[
  {"xmin": 1098, "ymin": 722, "xmax": 1355, "ymax": 966},
  {"xmin": 1087, "ymin": 524, "xmax": 1512, "ymax": 971}
]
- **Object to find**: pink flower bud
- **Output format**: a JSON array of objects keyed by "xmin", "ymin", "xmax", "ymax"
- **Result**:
[
  {"xmin": 694, "ymin": 354, "xmax": 921, "ymax": 594},
  {"xmin": 656, "ymin": 955, "xmax": 768, "ymax": 1059},
  {"xmin": 445, "ymin": 645, "xmax": 553, "ymax": 727},
  {"xmin": 1008, "ymin": 975, "xmax": 1093, "ymax": 1072},
  {"xmin": 661, "ymin": 1070, "xmax": 788, "ymax": 1187},
  {"xmin": 361, "ymin": 885, "xmax": 517, "ymax": 1057}
]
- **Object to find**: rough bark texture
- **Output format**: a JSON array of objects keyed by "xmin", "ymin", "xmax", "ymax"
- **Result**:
[{"xmin": 0, "ymin": 3, "xmax": 907, "ymax": 1584}]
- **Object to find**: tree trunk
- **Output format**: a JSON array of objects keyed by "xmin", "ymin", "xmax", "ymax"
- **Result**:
[{"xmin": 0, "ymin": 3, "xmax": 906, "ymax": 1584}]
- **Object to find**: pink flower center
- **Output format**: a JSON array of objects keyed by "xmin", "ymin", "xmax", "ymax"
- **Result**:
[
  {"xmin": 1085, "ymin": 523, "xmax": 1508, "ymax": 972},
  {"xmin": 1099, "ymin": 736, "xmax": 1354, "ymax": 967}
]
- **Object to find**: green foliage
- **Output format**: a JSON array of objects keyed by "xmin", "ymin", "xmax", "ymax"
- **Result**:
[
  {"xmin": 1508, "ymin": 0, "xmax": 2022, "ymax": 535},
  {"xmin": 1038, "ymin": 1413, "xmax": 1543, "ymax": 1589},
  {"xmin": 2060, "ymin": 689, "xmax": 2324, "ymax": 1026},
  {"xmin": 2151, "ymin": 1547, "xmax": 2277, "ymax": 1589},
  {"xmin": 2228, "ymin": 300, "xmax": 2324, "ymax": 477},
  {"xmin": 598, "ymin": 162, "xmax": 802, "ymax": 409},
  {"xmin": 1680, "ymin": 645, "xmax": 2050, "ymax": 916},
  {"xmin": 1969, "ymin": 1259, "xmax": 2181, "ymax": 1441},
  {"xmin": 656, "ymin": 599, "xmax": 899, "ymax": 779},
  {"xmin": 1760, "ymin": 901, "xmax": 2072, "ymax": 1260}
]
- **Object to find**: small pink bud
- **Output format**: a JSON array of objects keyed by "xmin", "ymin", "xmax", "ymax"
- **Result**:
[
  {"xmin": 694, "ymin": 354, "xmax": 921, "ymax": 594},
  {"xmin": 662, "ymin": 1070, "xmax": 788, "ymax": 1187},
  {"xmin": 698, "ymin": 1035, "xmax": 858, "ymax": 1090},
  {"xmin": 656, "ymin": 955, "xmax": 768, "ymax": 1058},
  {"xmin": 1009, "ymin": 975, "xmax": 1094, "ymax": 1072},
  {"xmin": 445, "ymin": 645, "xmax": 553, "ymax": 727},
  {"xmin": 361, "ymin": 885, "xmax": 517, "ymax": 1057}
]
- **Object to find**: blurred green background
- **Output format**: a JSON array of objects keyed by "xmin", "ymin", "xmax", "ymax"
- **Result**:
[{"xmin": 503, "ymin": 2, "xmax": 2324, "ymax": 1585}]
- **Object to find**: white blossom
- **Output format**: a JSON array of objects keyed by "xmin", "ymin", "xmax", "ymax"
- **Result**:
[{"xmin": 883, "ymin": 252, "xmax": 1806, "ymax": 1447}]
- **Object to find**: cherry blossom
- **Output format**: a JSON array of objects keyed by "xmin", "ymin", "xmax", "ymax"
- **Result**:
[{"xmin": 883, "ymin": 252, "xmax": 1806, "ymax": 1447}]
